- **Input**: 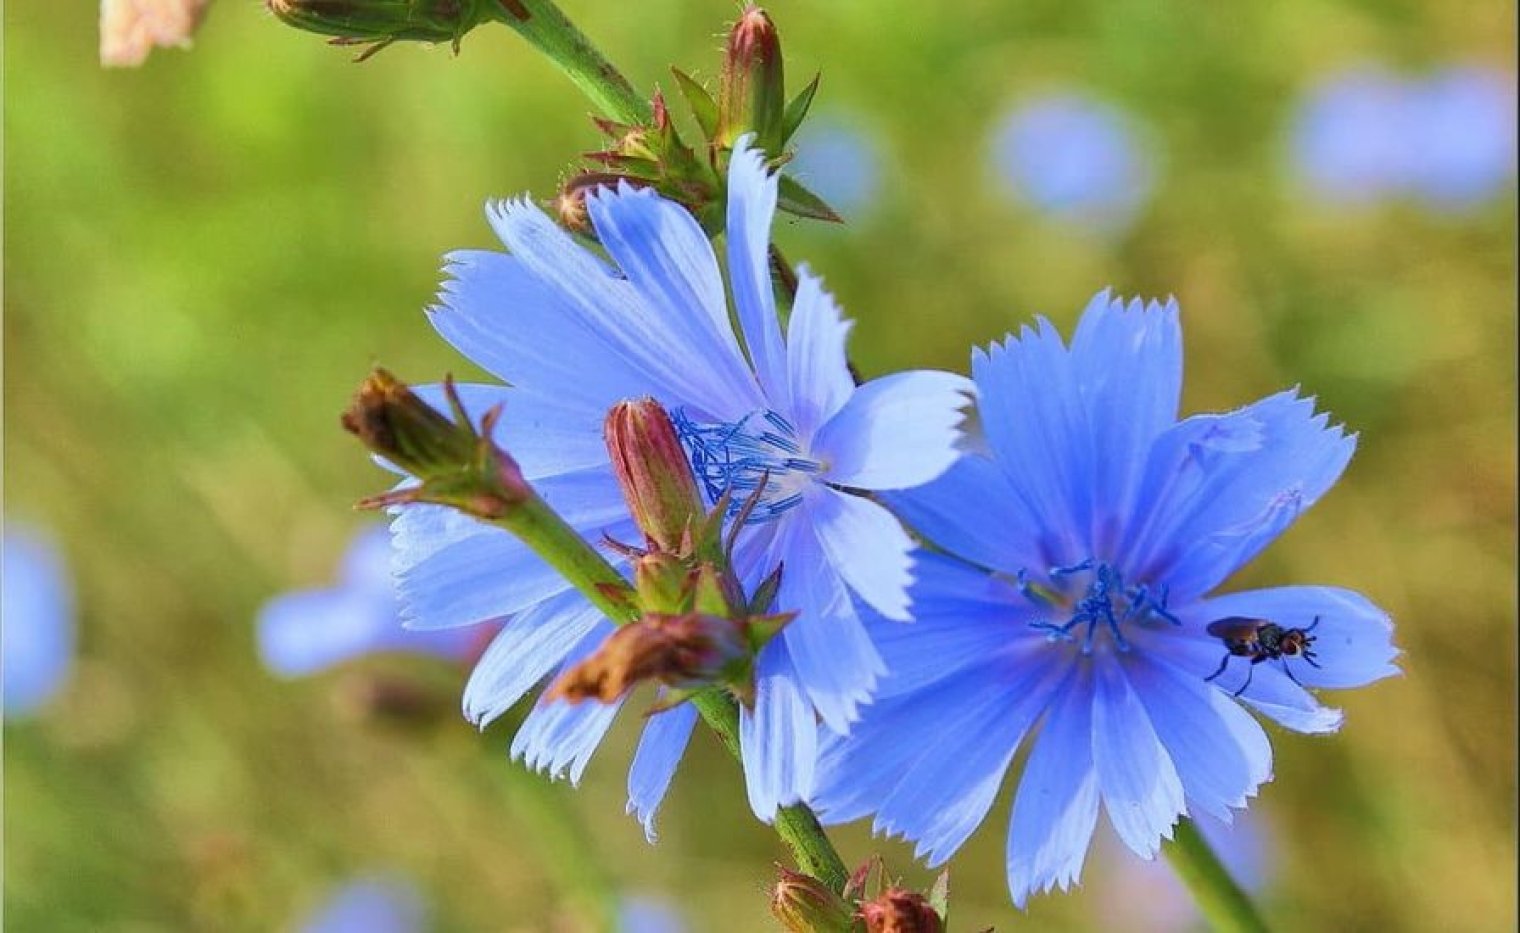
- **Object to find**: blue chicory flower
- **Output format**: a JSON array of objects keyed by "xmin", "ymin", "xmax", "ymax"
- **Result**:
[
  {"xmin": 1404, "ymin": 64, "xmax": 1516, "ymax": 211},
  {"xmin": 257, "ymin": 526, "xmax": 481, "ymax": 678},
  {"xmin": 391, "ymin": 139, "xmax": 971, "ymax": 829},
  {"xmin": 1288, "ymin": 65, "xmax": 1414, "ymax": 207},
  {"xmin": 810, "ymin": 293, "xmax": 1399, "ymax": 907},
  {"xmin": 2, "ymin": 525, "xmax": 76, "ymax": 718},
  {"xmin": 989, "ymin": 92, "xmax": 1155, "ymax": 234},
  {"xmin": 786, "ymin": 117, "xmax": 883, "ymax": 219},
  {"xmin": 617, "ymin": 894, "xmax": 688, "ymax": 933},
  {"xmin": 298, "ymin": 875, "xmax": 427, "ymax": 933}
]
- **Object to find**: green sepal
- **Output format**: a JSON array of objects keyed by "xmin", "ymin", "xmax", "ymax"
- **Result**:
[
  {"xmin": 780, "ymin": 72, "xmax": 821, "ymax": 145},
  {"xmin": 672, "ymin": 68, "xmax": 720, "ymax": 140},
  {"xmin": 777, "ymin": 174, "xmax": 843, "ymax": 223}
]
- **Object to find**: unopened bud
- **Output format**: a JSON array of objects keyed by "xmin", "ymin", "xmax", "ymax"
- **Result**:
[
  {"xmin": 718, "ymin": 5, "xmax": 785, "ymax": 153},
  {"xmin": 342, "ymin": 369, "xmax": 531, "ymax": 518},
  {"xmin": 266, "ymin": 0, "xmax": 495, "ymax": 59},
  {"xmin": 605, "ymin": 399, "xmax": 704, "ymax": 554},
  {"xmin": 771, "ymin": 866, "xmax": 855, "ymax": 933},
  {"xmin": 858, "ymin": 888, "xmax": 944, "ymax": 933}
]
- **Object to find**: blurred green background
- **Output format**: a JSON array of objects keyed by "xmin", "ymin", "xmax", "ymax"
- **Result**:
[{"xmin": 5, "ymin": 1, "xmax": 1515, "ymax": 930}]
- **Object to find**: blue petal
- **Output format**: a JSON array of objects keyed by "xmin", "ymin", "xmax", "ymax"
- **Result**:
[
  {"xmin": 511, "ymin": 621, "xmax": 625, "ymax": 784},
  {"xmin": 868, "ymin": 552, "xmax": 1045, "ymax": 698},
  {"xmin": 299, "ymin": 876, "xmax": 427, "ymax": 933},
  {"xmin": 887, "ymin": 456, "xmax": 1047, "ymax": 576},
  {"xmin": 806, "ymin": 488, "xmax": 914, "ymax": 622},
  {"xmin": 1123, "ymin": 390, "xmax": 1356, "ymax": 602},
  {"xmin": 411, "ymin": 381, "xmax": 609, "ymax": 480},
  {"xmin": 783, "ymin": 267, "xmax": 855, "ymax": 439},
  {"xmin": 1, "ymin": 529, "xmax": 74, "ymax": 717},
  {"xmin": 626, "ymin": 701, "xmax": 699, "ymax": 842},
  {"xmin": 339, "ymin": 525, "xmax": 398, "ymax": 598},
  {"xmin": 585, "ymin": 184, "xmax": 760, "ymax": 409},
  {"xmin": 1007, "ymin": 666, "xmax": 1101, "ymax": 908},
  {"xmin": 1092, "ymin": 660, "xmax": 1187, "ymax": 858},
  {"xmin": 1159, "ymin": 633, "xmax": 1344, "ymax": 733},
  {"xmin": 485, "ymin": 199, "xmax": 752, "ymax": 420},
  {"xmin": 1068, "ymin": 293, "xmax": 1183, "ymax": 555},
  {"xmin": 739, "ymin": 640, "xmax": 817, "ymax": 820},
  {"xmin": 775, "ymin": 502, "xmax": 886, "ymax": 731},
  {"xmin": 1127, "ymin": 652, "xmax": 1272, "ymax": 823},
  {"xmin": 462, "ymin": 590, "xmax": 605, "ymax": 728},
  {"xmin": 871, "ymin": 658, "xmax": 1060, "ymax": 866},
  {"xmin": 725, "ymin": 140, "xmax": 789, "ymax": 408},
  {"xmin": 812, "ymin": 656, "xmax": 1024, "ymax": 826},
  {"xmin": 1194, "ymin": 586, "xmax": 1400, "ymax": 690},
  {"xmin": 257, "ymin": 588, "xmax": 392, "ymax": 677},
  {"xmin": 812, "ymin": 371, "xmax": 973, "ymax": 491},
  {"xmin": 973, "ymin": 326, "xmax": 1093, "ymax": 563}
]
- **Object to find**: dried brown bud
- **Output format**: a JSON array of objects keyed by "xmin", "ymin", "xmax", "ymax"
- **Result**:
[
  {"xmin": 858, "ymin": 887, "xmax": 944, "ymax": 933},
  {"xmin": 544, "ymin": 612, "xmax": 746, "ymax": 704},
  {"xmin": 605, "ymin": 399, "xmax": 704, "ymax": 554}
]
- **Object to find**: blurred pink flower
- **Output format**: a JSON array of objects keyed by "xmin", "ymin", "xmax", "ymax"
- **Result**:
[{"xmin": 99, "ymin": 0, "xmax": 208, "ymax": 68}]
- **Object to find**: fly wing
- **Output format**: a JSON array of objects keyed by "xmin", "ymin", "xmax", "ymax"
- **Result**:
[{"xmin": 1205, "ymin": 617, "xmax": 1264, "ymax": 640}]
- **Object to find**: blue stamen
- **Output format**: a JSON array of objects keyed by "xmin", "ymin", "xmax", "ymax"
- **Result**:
[
  {"xmin": 670, "ymin": 408, "xmax": 825, "ymax": 524},
  {"xmin": 1024, "ymin": 559, "xmax": 1179, "ymax": 653}
]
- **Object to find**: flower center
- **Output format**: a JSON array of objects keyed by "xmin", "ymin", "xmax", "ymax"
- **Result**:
[
  {"xmin": 670, "ymin": 408, "xmax": 825, "ymax": 523},
  {"xmin": 1018, "ymin": 558, "xmax": 1180, "ymax": 654}
]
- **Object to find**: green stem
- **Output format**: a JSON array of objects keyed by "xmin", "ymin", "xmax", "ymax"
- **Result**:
[
  {"xmin": 1162, "ymin": 817, "xmax": 1271, "ymax": 933},
  {"xmin": 486, "ymin": 0, "xmax": 651, "ymax": 125}
]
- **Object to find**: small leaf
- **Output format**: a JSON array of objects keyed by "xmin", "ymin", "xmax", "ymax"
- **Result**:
[
  {"xmin": 777, "ymin": 174, "xmax": 844, "ymax": 223},
  {"xmin": 672, "ymin": 67, "xmax": 720, "ymax": 140},
  {"xmin": 928, "ymin": 869, "xmax": 951, "ymax": 924},
  {"xmin": 781, "ymin": 71, "xmax": 821, "ymax": 144}
]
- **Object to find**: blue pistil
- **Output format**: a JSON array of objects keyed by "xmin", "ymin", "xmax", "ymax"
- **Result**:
[
  {"xmin": 670, "ymin": 408, "xmax": 824, "ymax": 523},
  {"xmin": 1021, "ymin": 559, "xmax": 1181, "ymax": 653}
]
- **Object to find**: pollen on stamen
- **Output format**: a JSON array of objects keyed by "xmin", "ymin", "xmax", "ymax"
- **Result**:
[
  {"xmin": 670, "ymin": 408, "xmax": 825, "ymax": 523},
  {"xmin": 1024, "ymin": 559, "xmax": 1181, "ymax": 653}
]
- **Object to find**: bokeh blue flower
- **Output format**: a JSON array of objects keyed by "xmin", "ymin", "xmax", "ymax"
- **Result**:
[
  {"xmin": 1094, "ymin": 812, "xmax": 1270, "ymax": 932},
  {"xmin": 617, "ymin": 894, "xmax": 688, "ymax": 933},
  {"xmin": 990, "ymin": 92, "xmax": 1155, "ymax": 234},
  {"xmin": 786, "ymin": 117, "xmax": 883, "ymax": 219},
  {"xmin": 393, "ymin": 140, "xmax": 970, "ymax": 829},
  {"xmin": 1289, "ymin": 63, "xmax": 1516, "ymax": 211},
  {"xmin": 811, "ymin": 293, "xmax": 1399, "ymax": 907},
  {"xmin": 257, "ymin": 526, "xmax": 481, "ymax": 678},
  {"xmin": 298, "ymin": 875, "xmax": 427, "ymax": 933},
  {"xmin": 3, "ymin": 525, "xmax": 75, "ymax": 718}
]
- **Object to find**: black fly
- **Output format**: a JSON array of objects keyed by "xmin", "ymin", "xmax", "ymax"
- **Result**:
[{"xmin": 1203, "ymin": 616, "xmax": 1321, "ymax": 697}]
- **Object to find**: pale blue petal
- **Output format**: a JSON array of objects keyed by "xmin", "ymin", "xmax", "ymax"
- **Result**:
[
  {"xmin": 812, "ymin": 656, "xmax": 1024, "ymax": 825},
  {"xmin": 299, "ymin": 876, "xmax": 426, "ymax": 933},
  {"xmin": 739, "ymin": 640, "xmax": 817, "ymax": 820},
  {"xmin": 775, "ymin": 504, "xmax": 885, "ymax": 731},
  {"xmin": 1159, "ymin": 633, "xmax": 1344, "ymax": 733},
  {"xmin": 973, "ymin": 328, "xmax": 1092, "ymax": 563},
  {"xmin": 339, "ymin": 526, "xmax": 397, "ymax": 599},
  {"xmin": 1007, "ymin": 666, "xmax": 1101, "ymax": 908},
  {"xmin": 1091, "ymin": 660, "xmax": 1186, "ymax": 858},
  {"xmin": 812, "ymin": 371, "xmax": 972, "ymax": 491},
  {"xmin": 806, "ymin": 487, "xmax": 914, "ymax": 622},
  {"xmin": 1194, "ymin": 586, "xmax": 1400, "ymax": 689},
  {"xmin": 2, "ymin": 530, "xmax": 74, "ymax": 717},
  {"xmin": 511, "ymin": 621, "xmax": 625, "ymax": 784},
  {"xmin": 429, "ymin": 250, "xmax": 651, "ymax": 420},
  {"xmin": 871, "ymin": 660, "xmax": 1060, "ymax": 866},
  {"xmin": 461, "ymin": 590, "xmax": 605, "ymax": 728},
  {"xmin": 783, "ymin": 267, "xmax": 855, "ymax": 439},
  {"xmin": 485, "ymin": 199, "xmax": 751, "ymax": 419},
  {"xmin": 411, "ymin": 381, "xmax": 609, "ymax": 480},
  {"xmin": 1068, "ymin": 293, "xmax": 1182, "ymax": 554},
  {"xmin": 257, "ymin": 588, "xmax": 391, "ymax": 677},
  {"xmin": 1128, "ymin": 652, "xmax": 1272, "ymax": 823},
  {"xmin": 725, "ymin": 140, "xmax": 789, "ymax": 408},
  {"xmin": 1123, "ymin": 391, "xmax": 1356, "ymax": 601},
  {"xmin": 626, "ymin": 702, "xmax": 699, "ymax": 842},
  {"xmin": 585, "ymin": 184, "xmax": 760, "ymax": 407},
  {"xmin": 887, "ymin": 457, "xmax": 1046, "ymax": 576}
]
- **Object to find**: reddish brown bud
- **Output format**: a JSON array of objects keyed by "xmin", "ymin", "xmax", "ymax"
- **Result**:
[
  {"xmin": 858, "ymin": 888, "xmax": 944, "ymax": 933},
  {"xmin": 605, "ymin": 399, "xmax": 704, "ymax": 554},
  {"xmin": 718, "ymin": 4, "xmax": 786, "ymax": 153},
  {"xmin": 544, "ymin": 612, "xmax": 748, "ymax": 704},
  {"xmin": 771, "ymin": 866, "xmax": 855, "ymax": 933}
]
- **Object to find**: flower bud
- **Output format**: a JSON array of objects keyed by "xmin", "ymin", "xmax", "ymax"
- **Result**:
[
  {"xmin": 544, "ymin": 612, "xmax": 749, "ymax": 704},
  {"xmin": 858, "ymin": 887, "xmax": 944, "ymax": 933},
  {"xmin": 718, "ymin": 5, "xmax": 786, "ymax": 153},
  {"xmin": 605, "ymin": 399, "xmax": 704, "ymax": 554},
  {"xmin": 266, "ymin": 0, "xmax": 496, "ymax": 59},
  {"xmin": 342, "ymin": 369, "xmax": 531, "ymax": 518},
  {"xmin": 770, "ymin": 866, "xmax": 856, "ymax": 933}
]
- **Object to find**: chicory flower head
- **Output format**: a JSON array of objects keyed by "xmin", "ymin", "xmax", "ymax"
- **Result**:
[
  {"xmin": 2, "ymin": 525, "xmax": 75, "ymax": 719},
  {"xmin": 811, "ymin": 293, "xmax": 1398, "ymax": 907},
  {"xmin": 392, "ymin": 140, "xmax": 970, "ymax": 829}
]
